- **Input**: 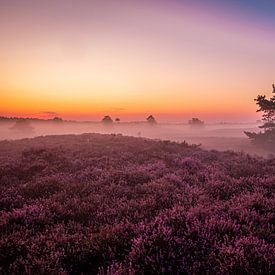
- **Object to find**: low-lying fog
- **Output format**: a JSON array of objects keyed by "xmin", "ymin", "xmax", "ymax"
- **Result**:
[{"xmin": 0, "ymin": 121, "xmax": 270, "ymax": 157}]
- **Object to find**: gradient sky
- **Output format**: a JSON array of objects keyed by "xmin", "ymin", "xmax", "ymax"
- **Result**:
[{"xmin": 1, "ymin": 0, "xmax": 275, "ymax": 122}]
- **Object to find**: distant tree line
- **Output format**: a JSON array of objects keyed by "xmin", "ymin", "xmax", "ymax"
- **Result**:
[{"xmin": 0, "ymin": 116, "xmax": 63, "ymax": 122}]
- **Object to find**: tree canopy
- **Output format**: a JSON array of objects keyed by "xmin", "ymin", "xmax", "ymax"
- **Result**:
[
  {"xmin": 188, "ymin": 118, "xmax": 204, "ymax": 127},
  {"xmin": 245, "ymin": 84, "xmax": 275, "ymax": 151},
  {"xmin": 146, "ymin": 115, "xmax": 157, "ymax": 124},
  {"xmin": 10, "ymin": 119, "xmax": 34, "ymax": 133},
  {"xmin": 102, "ymin": 116, "xmax": 113, "ymax": 124}
]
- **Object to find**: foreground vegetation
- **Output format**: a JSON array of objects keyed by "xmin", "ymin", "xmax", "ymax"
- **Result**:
[{"xmin": 0, "ymin": 134, "xmax": 274, "ymax": 274}]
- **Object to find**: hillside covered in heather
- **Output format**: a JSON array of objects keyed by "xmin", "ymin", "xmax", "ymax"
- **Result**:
[{"xmin": 0, "ymin": 133, "xmax": 274, "ymax": 274}]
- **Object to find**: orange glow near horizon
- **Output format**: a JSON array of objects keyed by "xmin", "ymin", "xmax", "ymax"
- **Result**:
[{"xmin": 1, "ymin": 0, "xmax": 274, "ymax": 122}]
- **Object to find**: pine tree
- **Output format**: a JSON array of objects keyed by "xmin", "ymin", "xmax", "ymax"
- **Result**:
[
  {"xmin": 146, "ymin": 115, "xmax": 157, "ymax": 124},
  {"xmin": 244, "ymin": 84, "xmax": 275, "ymax": 150}
]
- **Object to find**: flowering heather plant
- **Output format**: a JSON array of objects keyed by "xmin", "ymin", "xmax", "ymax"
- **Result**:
[{"xmin": 0, "ymin": 133, "xmax": 274, "ymax": 274}]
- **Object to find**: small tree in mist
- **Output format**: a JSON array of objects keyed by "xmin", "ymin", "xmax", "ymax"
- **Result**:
[
  {"xmin": 10, "ymin": 119, "xmax": 34, "ymax": 133},
  {"xmin": 146, "ymin": 115, "xmax": 157, "ymax": 124},
  {"xmin": 188, "ymin": 118, "xmax": 204, "ymax": 127},
  {"xmin": 115, "ymin": 118, "xmax": 120, "ymax": 123},
  {"xmin": 102, "ymin": 115, "xmax": 113, "ymax": 124},
  {"xmin": 245, "ymin": 84, "xmax": 275, "ymax": 151},
  {"xmin": 52, "ymin": 117, "xmax": 63, "ymax": 123}
]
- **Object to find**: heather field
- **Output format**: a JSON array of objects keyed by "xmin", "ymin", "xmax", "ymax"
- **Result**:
[{"xmin": 0, "ymin": 133, "xmax": 274, "ymax": 274}]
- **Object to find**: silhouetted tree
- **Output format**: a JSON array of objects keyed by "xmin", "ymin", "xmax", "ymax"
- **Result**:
[
  {"xmin": 245, "ymin": 84, "xmax": 275, "ymax": 151},
  {"xmin": 102, "ymin": 116, "xmax": 113, "ymax": 124},
  {"xmin": 10, "ymin": 119, "xmax": 34, "ymax": 133},
  {"xmin": 146, "ymin": 115, "xmax": 157, "ymax": 124},
  {"xmin": 115, "ymin": 118, "xmax": 120, "ymax": 123},
  {"xmin": 52, "ymin": 117, "xmax": 63, "ymax": 123},
  {"xmin": 188, "ymin": 118, "xmax": 204, "ymax": 127}
]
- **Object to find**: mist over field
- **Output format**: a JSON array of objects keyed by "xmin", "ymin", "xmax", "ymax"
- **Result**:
[{"xmin": 0, "ymin": 120, "xmax": 269, "ymax": 157}]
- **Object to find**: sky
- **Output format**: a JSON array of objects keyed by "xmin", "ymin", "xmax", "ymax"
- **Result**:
[{"xmin": 1, "ymin": 0, "xmax": 275, "ymax": 122}]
